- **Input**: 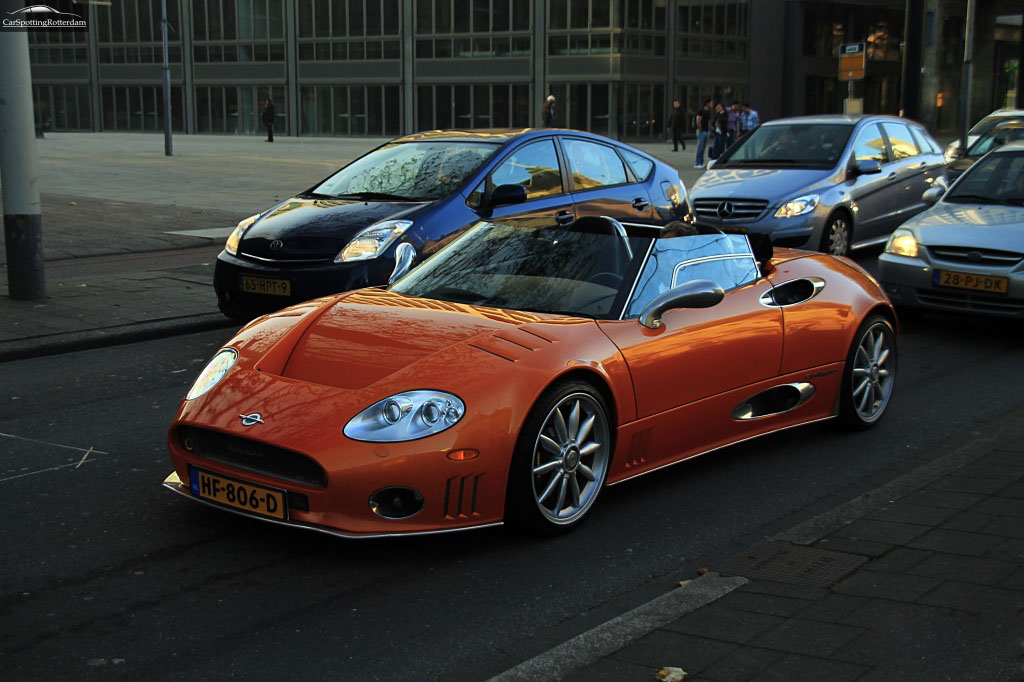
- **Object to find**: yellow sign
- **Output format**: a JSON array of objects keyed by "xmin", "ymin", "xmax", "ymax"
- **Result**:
[{"xmin": 839, "ymin": 43, "xmax": 866, "ymax": 81}]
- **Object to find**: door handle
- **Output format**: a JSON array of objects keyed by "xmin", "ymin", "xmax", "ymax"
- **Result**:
[
  {"xmin": 887, "ymin": 172, "xmax": 898, "ymax": 181},
  {"xmin": 632, "ymin": 197, "xmax": 650, "ymax": 211},
  {"xmin": 555, "ymin": 210, "xmax": 574, "ymax": 225}
]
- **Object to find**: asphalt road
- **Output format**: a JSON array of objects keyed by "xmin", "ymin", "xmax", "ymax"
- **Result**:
[{"xmin": 3, "ymin": 252, "xmax": 1024, "ymax": 681}]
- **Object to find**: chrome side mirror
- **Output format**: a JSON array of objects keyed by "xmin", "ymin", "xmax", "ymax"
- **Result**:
[
  {"xmin": 853, "ymin": 159, "xmax": 882, "ymax": 176},
  {"xmin": 389, "ymin": 242, "xmax": 416, "ymax": 284},
  {"xmin": 922, "ymin": 186, "xmax": 945, "ymax": 206},
  {"xmin": 638, "ymin": 280, "xmax": 725, "ymax": 329}
]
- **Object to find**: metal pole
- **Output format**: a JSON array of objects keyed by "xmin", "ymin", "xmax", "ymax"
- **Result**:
[
  {"xmin": 161, "ymin": 0, "xmax": 173, "ymax": 156},
  {"xmin": 959, "ymin": 0, "xmax": 976, "ymax": 150},
  {"xmin": 899, "ymin": 0, "xmax": 923, "ymax": 119},
  {"xmin": 0, "ymin": 28, "xmax": 46, "ymax": 300}
]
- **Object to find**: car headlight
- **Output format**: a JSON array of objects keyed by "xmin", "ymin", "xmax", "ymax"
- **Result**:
[
  {"xmin": 336, "ymin": 220, "xmax": 414, "ymax": 263},
  {"xmin": 344, "ymin": 390, "xmax": 465, "ymax": 442},
  {"xmin": 885, "ymin": 229, "xmax": 919, "ymax": 258},
  {"xmin": 226, "ymin": 215, "xmax": 259, "ymax": 256},
  {"xmin": 774, "ymin": 194, "xmax": 819, "ymax": 219},
  {"xmin": 185, "ymin": 349, "xmax": 237, "ymax": 400}
]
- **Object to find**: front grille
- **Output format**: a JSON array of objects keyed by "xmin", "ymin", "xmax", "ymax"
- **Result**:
[
  {"xmin": 927, "ymin": 245, "xmax": 1023, "ymax": 267},
  {"xmin": 693, "ymin": 197, "xmax": 770, "ymax": 221},
  {"xmin": 177, "ymin": 425, "xmax": 328, "ymax": 489},
  {"xmin": 916, "ymin": 289, "xmax": 1024, "ymax": 315}
]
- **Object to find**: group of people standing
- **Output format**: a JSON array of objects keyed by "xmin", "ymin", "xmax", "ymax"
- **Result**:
[{"xmin": 690, "ymin": 99, "xmax": 759, "ymax": 168}]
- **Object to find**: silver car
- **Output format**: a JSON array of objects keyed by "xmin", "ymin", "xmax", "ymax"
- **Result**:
[
  {"xmin": 878, "ymin": 141, "xmax": 1024, "ymax": 317},
  {"xmin": 690, "ymin": 115, "xmax": 946, "ymax": 256}
]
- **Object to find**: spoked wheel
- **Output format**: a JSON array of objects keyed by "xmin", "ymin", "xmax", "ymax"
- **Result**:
[
  {"xmin": 838, "ymin": 315, "xmax": 896, "ymax": 429},
  {"xmin": 506, "ymin": 381, "xmax": 611, "ymax": 536},
  {"xmin": 821, "ymin": 213, "xmax": 852, "ymax": 257}
]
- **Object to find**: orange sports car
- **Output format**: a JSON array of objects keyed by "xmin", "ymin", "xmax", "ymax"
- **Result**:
[{"xmin": 163, "ymin": 217, "xmax": 897, "ymax": 537}]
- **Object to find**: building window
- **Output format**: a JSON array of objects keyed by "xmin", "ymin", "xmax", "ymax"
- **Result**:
[
  {"xmin": 96, "ymin": 0, "xmax": 183, "ymax": 64},
  {"xmin": 415, "ymin": 83, "xmax": 529, "ymax": 132},
  {"xmin": 298, "ymin": 0, "xmax": 401, "ymax": 61},
  {"xmin": 675, "ymin": 0, "xmax": 748, "ymax": 61},
  {"xmin": 193, "ymin": 0, "xmax": 286, "ymax": 62},
  {"xmin": 33, "ymin": 85, "xmax": 92, "ymax": 131},
  {"xmin": 99, "ymin": 85, "xmax": 184, "ymax": 132},
  {"xmin": 414, "ymin": 0, "xmax": 530, "ymax": 59},
  {"xmin": 300, "ymin": 84, "xmax": 401, "ymax": 136},
  {"xmin": 195, "ymin": 85, "xmax": 284, "ymax": 134}
]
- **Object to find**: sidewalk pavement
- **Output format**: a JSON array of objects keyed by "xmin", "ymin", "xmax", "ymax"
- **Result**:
[{"xmin": 492, "ymin": 406, "xmax": 1024, "ymax": 682}]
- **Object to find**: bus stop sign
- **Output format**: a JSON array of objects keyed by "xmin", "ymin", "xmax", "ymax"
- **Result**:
[{"xmin": 839, "ymin": 42, "xmax": 866, "ymax": 81}]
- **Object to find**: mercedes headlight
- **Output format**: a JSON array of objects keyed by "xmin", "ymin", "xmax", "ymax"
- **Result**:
[
  {"xmin": 226, "ymin": 214, "xmax": 259, "ymax": 256},
  {"xmin": 344, "ymin": 390, "xmax": 465, "ymax": 442},
  {"xmin": 774, "ymin": 194, "xmax": 819, "ymax": 219},
  {"xmin": 336, "ymin": 220, "xmax": 413, "ymax": 263},
  {"xmin": 185, "ymin": 349, "xmax": 237, "ymax": 400},
  {"xmin": 885, "ymin": 229, "xmax": 919, "ymax": 258}
]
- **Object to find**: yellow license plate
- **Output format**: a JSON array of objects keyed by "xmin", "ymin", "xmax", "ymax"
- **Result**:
[
  {"xmin": 934, "ymin": 270, "xmax": 1009, "ymax": 295},
  {"xmin": 190, "ymin": 467, "xmax": 287, "ymax": 520},
  {"xmin": 241, "ymin": 275, "xmax": 291, "ymax": 297}
]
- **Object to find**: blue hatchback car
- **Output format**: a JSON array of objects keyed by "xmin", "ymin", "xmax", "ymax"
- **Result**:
[{"xmin": 215, "ymin": 129, "xmax": 688, "ymax": 319}]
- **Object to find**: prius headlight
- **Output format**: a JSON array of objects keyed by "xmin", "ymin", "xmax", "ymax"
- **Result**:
[
  {"xmin": 185, "ymin": 349, "xmax": 237, "ymax": 400},
  {"xmin": 885, "ymin": 229, "xmax": 919, "ymax": 258},
  {"xmin": 336, "ymin": 219, "xmax": 414, "ymax": 262},
  {"xmin": 344, "ymin": 390, "xmax": 465, "ymax": 442},
  {"xmin": 774, "ymin": 194, "xmax": 819, "ymax": 219},
  {"xmin": 226, "ymin": 214, "xmax": 259, "ymax": 256}
]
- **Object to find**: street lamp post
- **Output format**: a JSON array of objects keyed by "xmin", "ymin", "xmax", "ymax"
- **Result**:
[
  {"xmin": 161, "ymin": 0, "xmax": 173, "ymax": 156},
  {"xmin": 958, "ymin": 0, "xmax": 976, "ymax": 151}
]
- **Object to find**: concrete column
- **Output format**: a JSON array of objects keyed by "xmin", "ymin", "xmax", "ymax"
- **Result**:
[
  {"xmin": 182, "ymin": 0, "xmax": 196, "ymax": 133},
  {"xmin": 87, "ymin": 2, "xmax": 101, "ymax": 131},
  {"xmin": 968, "ymin": 0, "xmax": 996, "ymax": 125},
  {"xmin": 402, "ymin": 0, "xmax": 414, "ymax": 134},
  {"xmin": 285, "ymin": 0, "xmax": 299, "ymax": 136},
  {"xmin": 900, "ymin": 0, "xmax": 923, "ymax": 119},
  {"xmin": 0, "ymin": 28, "xmax": 46, "ymax": 300},
  {"xmin": 666, "ymin": 0, "xmax": 677, "ymax": 127},
  {"xmin": 918, "ymin": 0, "xmax": 942, "ymax": 130},
  {"xmin": 532, "ymin": 0, "xmax": 546, "ymax": 127}
]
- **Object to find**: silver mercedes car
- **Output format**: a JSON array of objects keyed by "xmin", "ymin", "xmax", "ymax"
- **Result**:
[
  {"xmin": 878, "ymin": 141, "xmax": 1024, "ymax": 317},
  {"xmin": 690, "ymin": 115, "xmax": 946, "ymax": 256}
]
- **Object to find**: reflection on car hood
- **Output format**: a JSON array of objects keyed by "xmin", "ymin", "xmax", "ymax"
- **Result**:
[
  {"xmin": 690, "ymin": 168, "xmax": 836, "ymax": 201},
  {"xmin": 280, "ymin": 289, "xmax": 578, "ymax": 390},
  {"xmin": 904, "ymin": 202, "xmax": 1024, "ymax": 252},
  {"xmin": 239, "ymin": 197, "xmax": 424, "ymax": 261}
]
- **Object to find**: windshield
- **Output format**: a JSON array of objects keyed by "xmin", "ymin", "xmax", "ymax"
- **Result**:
[
  {"xmin": 967, "ymin": 124, "xmax": 1024, "ymax": 158},
  {"xmin": 311, "ymin": 141, "xmax": 499, "ymax": 201},
  {"xmin": 946, "ymin": 151, "xmax": 1024, "ymax": 205},
  {"xmin": 391, "ymin": 220, "xmax": 653, "ymax": 319},
  {"xmin": 717, "ymin": 123, "xmax": 853, "ymax": 168}
]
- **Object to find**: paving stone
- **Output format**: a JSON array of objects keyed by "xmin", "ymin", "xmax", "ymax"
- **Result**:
[
  {"xmin": 713, "ymin": 590, "xmax": 814, "ymax": 618},
  {"xmin": 611, "ymin": 630, "xmax": 737, "ymax": 672},
  {"xmin": 998, "ymin": 566, "xmax": 1024, "ymax": 590},
  {"xmin": 995, "ymin": 480, "xmax": 1024, "ymax": 499},
  {"xmin": 865, "ymin": 501, "xmax": 957, "ymax": 526},
  {"xmin": 832, "ymin": 570, "xmax": 942, "ymax": 601},
  {"xmin": 987, "ymin": 538, "xmax": 1024, "ymax": 563},
  {"xmin": 972, "ymin": 497, "xmax": 1024, "ymax": 518},
  {"xmin": 940, "ymin": 510, "xmax": 999, "ymax": 533},
  {"xmin": 813, "ymin": 537, "xmax": 893, "ymax": 558},
  {"xmin": 749, "ymin": 654, "xmax": 867, "ymax": 682},
  {"xmin": 560, "ymin": 656, "xmax": 653, "ymax": 682},
  {"xmin": 699, "ymin": 646, "xmax": 785, "ymax": 682},
  {"xmin": 979, "ymin": 516, "xmax": 1024, "ymax": 539},
  {"xmin": 908, "ymin": 528, "xmax": 1004, "ymax": 556},
  {"xmin": 737, "ymin": 581, "xmax": 828, "ymax": 601},
  {"xmin": 663, "ymin": 607, "xmax": 785, "ymax": 644},
  {"xmin": 902, "ymin": 489, "xmax": 986, "ymax": 510},
  {"xmin": 919, "ymin": 581, "xmax": 1024, "ymax": 613},
  {"xmin": 831, "ymin": 518, "xmax": 930, "ymax": 545},
  {"xmin": 863, "ymin": 548, "xmax": 932, "ymax": 574},
  {"xmin": 835, "ymin": 598, "xmax": 952, "ymax": 629},
  {"xmin": 910, "ymin": 552, "xmax": 1018, "ymax": 586},
  {"xmin": 749, "ymin": 618, "xmax": 864, "ymax": 658},
  {"xmin": 793, "ymin": 593, "xmax": 870, "ymax": 624},
  {"xmin": 927, "ymin": 476, "xmax": 1010, "ymax": 495}
]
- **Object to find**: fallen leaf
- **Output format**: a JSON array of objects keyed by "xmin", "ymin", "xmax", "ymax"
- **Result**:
[
  {"xmin": 655, "ymin": 666, "xmax": 687, "ymax": 681},
  {"xmin": 696, "ymin": 567, "xmax": 710, "ymax": 575},
  {"xmin": 68, "ymin": 201, "xmax": 78, "ymax": 206}
]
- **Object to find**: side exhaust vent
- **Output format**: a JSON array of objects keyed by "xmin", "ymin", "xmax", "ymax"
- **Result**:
[
  {"xmin": 732, "ymin": 383, "xmax": 815, "ymax": 420},
  {"xmin": 443, "ymin": 475, "xmax": 481, "ymax": 519}
]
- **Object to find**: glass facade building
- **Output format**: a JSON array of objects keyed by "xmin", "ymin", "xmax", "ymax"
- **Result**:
[{"xmin": 28, "ymin": 0, "xmax": 1023, "ymax": 139}]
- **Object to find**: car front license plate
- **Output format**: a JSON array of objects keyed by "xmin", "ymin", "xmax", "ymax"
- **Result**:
[
  {"xmin": 189, "ymin": 467, "xmax": 288, "ymax": 520},
  {"xmin": 241, "ymin": 274, "xmax": 291, "ymax": 297},
  {"xmin": 933, "ymin": 270, "xmax": 1009, "ymax": 295}
]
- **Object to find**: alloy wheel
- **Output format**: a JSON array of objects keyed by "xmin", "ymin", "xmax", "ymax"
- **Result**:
[
  {"xmin": 827, "ymin": 218, "xmax": 850, "ymax": 256},
  {"xmin": 530, "ymin": 393, "xmax": 610, "ymax": 525},
  {"xmin": 850, "ymin": 322, "xmax": 895, "ymax": 422}
]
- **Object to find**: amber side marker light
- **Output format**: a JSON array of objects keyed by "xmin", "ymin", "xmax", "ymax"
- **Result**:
[{"xmin": 447, "ymin": 449, "xmax": 479, "ymax": 461}]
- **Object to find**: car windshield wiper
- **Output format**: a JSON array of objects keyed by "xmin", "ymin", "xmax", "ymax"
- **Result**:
[
  {"xmin": 303, "ymin": 191, "xmax": 337, "ymax": 199},
  {"xmin": 335, "ymin": 191, "xmax": 419, "ymax": 202},
  {"xmin": 728, "ymin": 159, "xmax": 806, "ymax": 165},
  {"xmin": 515, "ymin": 307, "xmax": 596, "ymax": 319},
  {"xmin": 945, "ymin": 193, "xmax": 1019, "ymax": 205}
]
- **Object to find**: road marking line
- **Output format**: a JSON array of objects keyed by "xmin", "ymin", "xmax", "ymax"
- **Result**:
[
  {"xmin": 0, "ymin": 432, "xmax": 108, "ymax": 455},
  {"xmin": 0, "ymin": 460, "xmax": 93, "ymax": 483},
  {"xmin": 75, "ymin": 447, "xmax": 94, "ymax": 469}
]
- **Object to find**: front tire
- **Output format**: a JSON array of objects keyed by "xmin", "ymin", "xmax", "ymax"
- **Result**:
[
  {"xmin": 838, "ymin": 315, "xmax": 896, "ymax": 430},
  {"xmin": 505, "ymin": 380, "xmax": 612, "ymax": 536},
  {"xmin": 820, "ymin": 212, "xmax": 852, "ymax": 256}
]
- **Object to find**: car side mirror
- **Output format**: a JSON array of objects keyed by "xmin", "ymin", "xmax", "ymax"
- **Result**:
[
  {"xmin": 922, "ymin": 186, "xmax": 945, "ymax": 205},
  {"xmin": 853, "ymin": 159, "xmax": 882, "ymax": 176},
  {"xmin": 389, "ymin": 242, "xmax": 417, "ymax": 284},
  {"xmin": 638, "ymin": 280, "xmax": 725, "ymax": 330},
  {"xmin": 488, "ymin": 183, "xmax": 527, "ymax": 208}
]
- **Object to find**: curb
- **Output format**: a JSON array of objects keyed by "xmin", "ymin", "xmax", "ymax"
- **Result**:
[{"xmin": 0, "ymin": 313, "xmax": 239, "ymax": 363}]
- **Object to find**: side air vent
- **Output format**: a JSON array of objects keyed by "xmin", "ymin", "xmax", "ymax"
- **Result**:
[
  {"xmin": 732, "ymin": 383, "xmax": 816, "ymax": 420},
  {"xmin": 443, "ymin": 474, "xmax": 481, "ymax": 519},
  {"xmin": 760, "ymin": 278, "xmax": 825, "ymax": 307}
]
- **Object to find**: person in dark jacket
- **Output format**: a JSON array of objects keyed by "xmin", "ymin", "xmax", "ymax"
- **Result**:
[
  {"xmin": 710, "ymin": 103, "xmax": 728, "ymax": 160},
  {"xmin": 667, "ymin": 100, "xmax": 686, "ymax": 152},
  {"xmin": 541, "ymin": 95, "xmax": 557, "ymax": 127},
  {"xmin": 262, "ymin": 99, "xmax": 275, "ymax": 142}
]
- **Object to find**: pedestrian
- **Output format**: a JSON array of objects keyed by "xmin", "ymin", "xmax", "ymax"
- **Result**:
[
  {"xmin": 710, "ymin": 103, "xmax": 727, "ymax": 160},
  {"xmin": 262, "ymin": 98, "xmax": 275, "ymax": 142},
  {"xmin": 727, "ymin": 101, "xmax": 741, "ymax": 148},
  {"xmin": 541, "ymin": 95, "xmax": 557, "ymax": 127},
  {"xmin": 667, "ymin": 100, "xmax": 686, "ymax": 152},
  {"xmin": 740, "ymin": 102, "xmax": 760, "ymax": 134},
  {"xmin": 694, "ymin": 98, "xmax": 711, "ymax": 168}
]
